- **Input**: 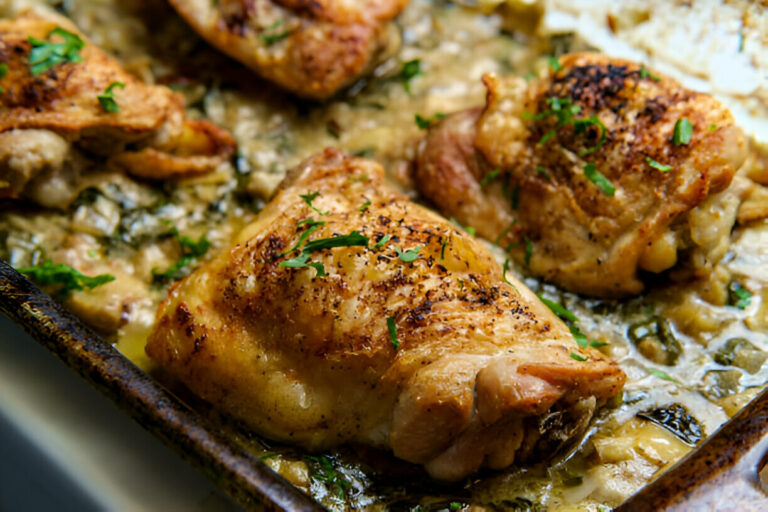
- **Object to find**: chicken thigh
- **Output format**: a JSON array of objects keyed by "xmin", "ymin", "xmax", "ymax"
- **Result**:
[
  {"xmin": 0, "ymin": 10, "xmax": 235, "ymax": 207},
  {"xmin": 146, "ymin": 148, "xmax": 625, "ymax": 480},
  {"xmin": 167, "ymin": 0, "xmax": 408, "ymax": 100},
  {"xmin": 415, "ymin": 53, "xmax": 747, "ymax": 297}
]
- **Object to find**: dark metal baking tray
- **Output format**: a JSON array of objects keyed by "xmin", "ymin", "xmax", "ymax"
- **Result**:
[{"xmin": 1, "ymin": 259, "xmax": 766, "ymax": 511}]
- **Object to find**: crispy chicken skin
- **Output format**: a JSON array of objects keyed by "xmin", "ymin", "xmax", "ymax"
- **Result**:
[
  {"xmin": 167, "ymin": 0, "xmax": 408, "ymax": 100},
  {"xmin": 416, "ymin": 53, "xmax": 748, "ymax": 298},
  {"xmin": 146, "ymin": 148, "xmax": 625, "ymax": 480},
  {"xmin": 0, "ymin": 10, "xmax": 235, "ymax": 203}
]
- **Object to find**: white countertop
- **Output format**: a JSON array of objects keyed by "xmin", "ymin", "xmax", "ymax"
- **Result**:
[{"xmin": 0, "ymin": 314, "xmax": 241, "ymax": 512}]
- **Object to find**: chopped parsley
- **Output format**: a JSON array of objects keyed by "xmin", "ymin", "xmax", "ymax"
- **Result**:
[
  {"xmin": 708, "ymin": 124, "xmax": 717, "ymax": 131},
  {"xmin": 465, "ymin": 226, "xmax": 476, "ymax": 236},
  {"xmin": 395, "ymin": 246, "xmax": 422, "ymax": 263},
  {"xmin": 0, "ymin": 63, "xmax": 7, "ymax": 93},
  {"xmin": 401, "ymin": 59, "xmax": 422, "ymax": 94},
  {"xmin": 647, "ymin": 367, "xmax": 680, "ymax": 383},
  {"xmin": 673, "ymin": 118, "xmax": 693, "ymax": 146},
  {"xmin": 299, "ymin": 191, "xmax": 329, "ymax": 216},
  {"xmin": 440, "ymin": 236, "xmax": 449, "ymax": 260},
  {"xmin": 415, "ymin": 112, "xmax": 446, "ymax": 129},
  {"xmin": 374, "ymin": 233, "xmax": 391, "ymax": 250},
  {"xmin": 359, "ymin": 200, "xmax": 371, "ymax": 212},
  {"xmin": 279, "ymin": 253, "xmax": 326, "ymax": 277},
  {"xmin": 494, "ymin": 220, "xmax": 516, "ymax": 245},
  {"xmin": 277, "ymin": 218, "xmax": 325, "ymax": 258},
  {"xmin": 16, "ymin": 260, "xmax": 115, "ymax": 294},
  {"xmin": 646, "ymin": 156, "xmax": 672, "ymax": 173},
  {"xmin": 261, "ymin": 20, "xmax": 292, "ymax": 45},
  {"xmin": 502, "ymin": 258, "xmax": 513, "ymax": 285},
  {"xmin": 728, "ymin": 282, "xmax": 752, "ymax": 310},
  {"xmin": 546, "ymin": 56, "xmax": 562, "ymax": 72},
  {"xmin": 305, "ymin": 455, "xmax": 351, "ymax": 499},
  {"xmin": 480, "ymin": 169, "xmax": 501, "ymax": 187},
  {"xmin": 279, "ymin": 230, "xmax": 369, "ymax": 277},
  {"xmin": 97, "ymin": 81, "xmax": 125, "ymax": 113},
  {"xmin": 535, "ymin": 166, "xmax": 550, "ymax": 179},
  {"xmin": 538, "ymin": 296, "xmax": 579, "ymax": 323},
  {"xmin": 302, "ymin": 231, "xmax": 369, "ymax": 253},
  {"xmin": 387, "ymin": 316, "xmax": 399, "ymax": 349},
  {"xmin": 524, "ymin": 236, "xmax": 533, "ymax": 265},
  {"xmin": 152, "ymin": 229, "xmax": 211, "ymax": 282},
  {"xmin": 528, "ymin": 97, "xmax": 606, "ymax": 155},
  {"xmin": 570, "ymin": 352, "xmax": 588, "ymax": 362},
  {"xmin": 639, "ymin": 66, "xmax": 661, "ymax": 82},
  {"xmin": 28, "ymin": 27, "xmax": 85, "ymax": 76},
  {"xmin": 583, "ymin": 163, "xmax": 616, "ymax": 196}
]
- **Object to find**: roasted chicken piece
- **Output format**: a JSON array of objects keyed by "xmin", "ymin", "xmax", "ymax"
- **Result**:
[
  {"xmin": 0, "ymin": 10, "xmax": 235, "ymax": 207},
  {"xmin": 146, "ymin": 148, "xmax": 625, "ymax": 480},
  {"xmin": 416, "ymin": 53, "xmax": 748, "ymax": 298},
  {"xmin": 167, "ymin": 0, "xmax": 408, "ymax": 100}
]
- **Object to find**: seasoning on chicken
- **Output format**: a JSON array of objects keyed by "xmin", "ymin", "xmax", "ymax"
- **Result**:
[
  {"xmin": 146, "ymin": 148, "xmax": 625, "ymax": 481},
  {"xmin": 415, "ymin": 53, "xmax": 747, "ymax": 298},
  {"xmin": 0, "ymin": 10, "xmax": 235, "ymax": 207},
  {"xmin": 167, "ymin": 0, "xmax": 408, "ymax": 100}
]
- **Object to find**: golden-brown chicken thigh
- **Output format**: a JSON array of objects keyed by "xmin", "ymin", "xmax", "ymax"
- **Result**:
[
  {"xmin": 167, "ymin": 0, "xmax": 408, "ymax": 100},
  {"xmin": 0, "ymin": 10, "xmax": 235, "ymax": 206},
  {"xmin": 416, "ymin": 53, "xmax": 747, "ymax": 297},
  {"xmin": 146, "ymin": 148, "xmax": 625, "ymax": 480}
]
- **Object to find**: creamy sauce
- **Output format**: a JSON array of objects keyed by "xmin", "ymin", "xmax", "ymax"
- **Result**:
[{"xmin": 1, "ymin": 1, "xmax": 767, "ymax": 511}]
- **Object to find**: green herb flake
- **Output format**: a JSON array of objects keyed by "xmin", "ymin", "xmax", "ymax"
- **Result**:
[
  {"xmin": 538, "ymin": 295, "xmax": 579, "ymax": 323},
  {"xmin": 440, "ymin": 236, "xmax": 449, "ymax": 260},
  {"xmin": 494, "ymin": 220, "xmax": 516, "ymax": 246},
  {"xmin": 152, "ymin": 229, "xmax": 211, "ymax": 282},
  {"xmin": 259, "ymin": 453, "xmax": 280, "ymax": 461},
  {"xmin": 28, "ymin": 27, "xmax": 85, "ymax": 75},
  {"xmin": 17, "ymin": 259, "xmax": 115, "ymax": 294},
  {"xmin": 728, "ymin": 282, "xmax": 752, "ymax": 310},
  {"xmin": 524, "ymin": 236, "xmax": 533, "ymax": 265},
  {"xmin": 279, "ymin": 253, "xmax": 326, "ymax": 277},
  {"xmin": 465, "ymin": 226, "xmax": 476, "ymax": 236},
  {"xmin": 401, "ymin": 59, "xmax": 422, "ymax": 94},
  {"xmin": 305, "ymin": 455, "xmax": 351, "ymax": 500},
  {"xmin": 374, "ymin": 233, "xmax": 391, "ymax": 250},
  {"xmin": 480, "ymin": 168, "xmax": 501, "ymax": 187},
  {"xmin": 415, "ymin": 112, "xmax": 446, "ymax": 129},
  {"xmin": 0, "ymin": 62, "xmax": 8, "ymax": 94},
  {"xmin": 570, "ymin": 352, "xmax": 588, "ymax": 362},
  {"xmin": 673, "ymin": 118, "xmax": 693, "ymax": 146},
  {"xmin": 261, "ymin": 20, "xmax": 292, "ymax": 45},
  {"xmin": 395, "ymin": 246, "xmax": 423, "ymax": 263},
  {"xmin": 387, "ymin": 316, "xmax": 399, "ymax": 349},
  {"xmin": 584, "ymin": 163, "xmax": 616, "ymax": 196},
  {"xmin": 502, "ymin": 258, "xmax": 513, "ymax": 286},
  {"xmin": 646, "ymin": 156, "xmax": 672, "ymax": 173},
  {"xmin": 299, "ymin": 191, "xmax": 329, "ymax": 216},
  {"xmin": 647, "ymin": 367, "xmax": 680, "ymax": 383},
  {"xmin": 303, "ymin": 231, "xmax": 369, "ymax": 253},
  {"xmin": 457, "ymin": 279, "xmax": 464, "ymax": 290},
  {"xmin": 535, "ymin": 166, "xmax": 550, "ymax": 179},
  {"xmin": 277, "ymin": 219, "xmax": 325, "ymax": 258},
  {"xmin": 359, "ymin": 200, "xmax": 372, "ymax": 212},
  {"xmin": 708, "ymin": 124, "xmax": 717, "ymax": 131},
  {"xmin": 97, "ymin": 81, "xmax": 125, "ymax": 113},
  {"xmin": 639, "ymin": 66, "xmax": 661, "ymax": 82},
  {"xmin": 547, "ymin": 56, "xmax": 562, "ymax": 72},
  {"xmin": 569, "ymin": 324, "xmax": 588, "ymax": 348},
  {"xmin": 523, "ymin": 71, "xmax": 536, "ymax": 82}
]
